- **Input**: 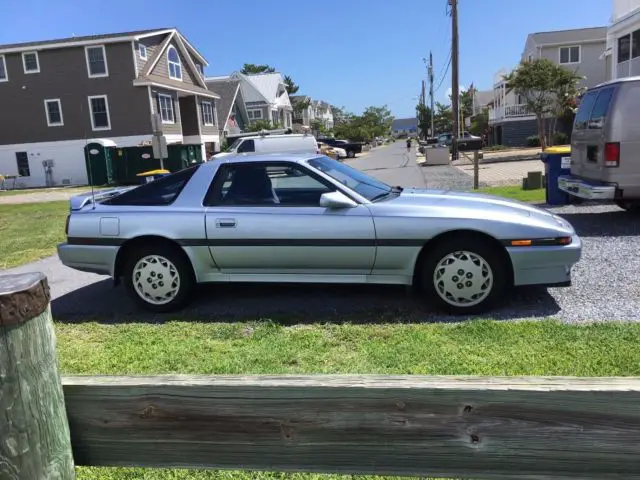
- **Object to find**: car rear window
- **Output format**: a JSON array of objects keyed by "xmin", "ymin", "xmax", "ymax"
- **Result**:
[
  {"xmin": 102, "ymin": 165, "xmax": 199, "ymax": 206},
  {"xmin": 588, "ymin": 88, "xmax": 615, "ymax": 129},
  {"xmin": 574, "ymin": 91, "xmax": 597, "ymax": 130}
]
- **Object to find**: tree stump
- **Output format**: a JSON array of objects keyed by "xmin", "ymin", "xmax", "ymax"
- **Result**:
[{"xmin": 0, "ymin": 272, "xmax": 75, "ymax": 479}]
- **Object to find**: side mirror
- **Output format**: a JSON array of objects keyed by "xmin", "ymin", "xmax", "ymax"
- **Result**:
[{"xmin": 320, "ymin": 191, "xmax": 357, "ymax": 209}]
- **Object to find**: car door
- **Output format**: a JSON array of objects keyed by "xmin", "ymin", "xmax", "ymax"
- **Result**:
[{"xmin": 203, "ymin": 161, "xmax": 376, "ymax": 275}]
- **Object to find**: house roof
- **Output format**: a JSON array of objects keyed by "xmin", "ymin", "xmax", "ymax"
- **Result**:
[
  {"xmin": 241, "ymin": 72, "xmax": 285, "ymax": 102},
  {"xmin": 0, "ymin": 28, "xmax": 208, "ymax": 65},
  {"xmin": 529, "ymin": 27, "xmax": 607, "ymax": 45},
  {"xmin": 205, "ymin": 78, "xmax": 241, "ymax": 128},
  {"xmin": 391, "ymin": 118, "xmax": 418, "ymax": 130},
  {"xmin": 133, "ymin": 75, "xmax": 220, "ymax": 98},
  {"xmin": 474, "ymin": 90, "xmax": 494, "ymax": 107}
]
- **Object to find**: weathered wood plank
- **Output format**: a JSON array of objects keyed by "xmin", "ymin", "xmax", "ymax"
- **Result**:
[
  {"xmin": 0, "ymin": 273, "xmax": 75, "ymax": 480},
  {"xmin": 62, "ymin": 375, "xmax": 640, "ymax": 479}
]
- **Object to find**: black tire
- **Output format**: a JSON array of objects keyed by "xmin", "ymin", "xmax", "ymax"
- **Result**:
[
  {"xmin": 347, "ymin": 150, "xmax": 356, "ymax": 158},
  {"xmin": 615, "ymin": 200, "xmax": 640, "ymax": 212},
  {"xmin": 419, "ymin": 237, "xmax": 507, "ymax": 315},
  {"xmin": 123, "ymin": 243, "xmax": 195, "ymax": 313}
]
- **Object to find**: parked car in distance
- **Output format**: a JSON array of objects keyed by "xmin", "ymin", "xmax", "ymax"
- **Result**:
[
  {"xmin": 317, "ymin": 137, "xmax": 363, "ymax": 158},
  {"xmin": 317, "ymin": 141, "xmax": 347, "ymax": 160},
  {"xmin": 437, "ymin": 131, "xmax": 480, "ymax": 146},
  {"xmin": 215, "ymin": 133, "xmax": 318, "ymax": 158},
  {"xmin": 58, "ymin": 154, "xmax": 581, "ymax": 315},
  {"xmin": 558, "ymin": 76, "xmax": 640, "ymax": 212}
]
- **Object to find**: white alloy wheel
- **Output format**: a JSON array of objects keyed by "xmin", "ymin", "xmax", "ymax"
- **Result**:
[
  {"xmin": 433, "ymin": 250, "xmax": 493, "ymax": 308},
  {"xmin": 132, "ymin": 255, "xmax": 181, "ymax": 305}
]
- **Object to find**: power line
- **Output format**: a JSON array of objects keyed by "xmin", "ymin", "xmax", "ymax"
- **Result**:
[{"xmin": 434, "ymin": 47, "xmax": 452, "ymax": 93}]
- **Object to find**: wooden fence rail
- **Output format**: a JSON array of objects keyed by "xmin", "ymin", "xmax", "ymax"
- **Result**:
[{"xmin": 3, "ymin": 273, "xmax": 640, "ymax": 479}]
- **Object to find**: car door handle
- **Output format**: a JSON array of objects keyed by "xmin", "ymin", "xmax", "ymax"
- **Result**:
[{"xmin": 215, "ymin": 218, "xmax": 237, "ymax": 228}]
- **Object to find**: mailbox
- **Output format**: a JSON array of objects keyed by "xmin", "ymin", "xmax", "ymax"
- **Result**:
[{"xmin": 457, "ymin": 138, "xmax": 483, "ymax": 152}]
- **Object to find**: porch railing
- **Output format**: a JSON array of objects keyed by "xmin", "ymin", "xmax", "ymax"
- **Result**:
[{"xmin": 489, "ymin": 104, "xmax": 533, "ymax": 122}]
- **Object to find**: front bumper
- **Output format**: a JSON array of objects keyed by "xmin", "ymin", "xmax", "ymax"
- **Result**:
[
  {"xmin": 507, "ymin": 234, "xmax": 582, "ymax": 287},
  {"xmin": 57, "ymin": 243, "xmax": 118, "ymax": 276},
  {"xmin": 558, "ymin": 175, "xmax": 616, "ymax": 200}
]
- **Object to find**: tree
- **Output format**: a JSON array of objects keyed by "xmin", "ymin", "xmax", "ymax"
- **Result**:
[
  {"xmin": 283, "ymin": 75, "xmax": 299, "ymax": 95},
  {"xmin": 241, "ymin": 63, "xmax": 275, "ymax": 74},
  {"xmin": 503, "ymin": 58, "xmax": 582, "ymax": 149},
  {"xmin": 433, "ymin": 102, "xmax": 453, "ymax": 134},
  {"xmin": 416, "ymin": 103, "xmax": 433, "ymax": 139},
  {"xmin": 248, "ymin": 119, "xmax": 279, "ymax": 131},
  {"xmin": 333, "ymin": 105, "xmax": 393, "ymax": 142}
]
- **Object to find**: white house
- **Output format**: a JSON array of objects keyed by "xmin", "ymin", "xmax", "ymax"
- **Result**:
[
  {"xmin": 604, "ymin": 0, "xmax": 640, "ymax": 79},
  {"xmin": 228, "ymin": 72, "xmax": 293, "ymax": 129}
]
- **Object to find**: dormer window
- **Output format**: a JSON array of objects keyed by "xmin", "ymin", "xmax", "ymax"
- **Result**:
[
  {"xmin": 139, "ymin": 43, "xmax": 147, "ymax": 60},
  {"xmin": 167, "ymin": 46, "xmax": 182, "ymax": 81},
  {"xmin": 22, "ymin": 52, "xmax": 40, "ymax": 74}
]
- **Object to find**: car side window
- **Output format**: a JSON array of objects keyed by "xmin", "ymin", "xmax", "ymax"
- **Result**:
[
  {"xmin": 103, "ymin": 166, "xmax": 199, "ymax": 206},
  {"xmin": 237, "ymin": 139, "xmax": 255, "ymax": 153},
  {"xmin": 204, "ymin": 162, "xmax": 332, "ymax": 207}
]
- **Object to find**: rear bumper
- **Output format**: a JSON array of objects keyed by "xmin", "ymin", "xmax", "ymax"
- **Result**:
[
  {"xmin": 558, "ymin": 175, "xmax": 616, "ymax": 200},
  {"xmin": 57, "ymin": 243, "xmax": 118, "ymax": 276},
  {"xmin": 507, "ymin": 234, "xmax": 582, "ymax": 287}
]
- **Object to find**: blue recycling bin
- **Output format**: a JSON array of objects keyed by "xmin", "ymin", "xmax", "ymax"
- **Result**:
[{"xmin": 540, "ymin": 146, "xmax": 572, "ymax": 205}]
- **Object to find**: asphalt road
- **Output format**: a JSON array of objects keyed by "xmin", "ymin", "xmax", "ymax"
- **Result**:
[{"xmin": 4, "ymin": 143, "xmax": 640, "ymax": 323}]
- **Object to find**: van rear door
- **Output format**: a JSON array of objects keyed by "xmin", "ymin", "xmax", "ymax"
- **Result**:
[{"xmin": 571, "ymin": 87, "xmax": 616, "ymax": 180}]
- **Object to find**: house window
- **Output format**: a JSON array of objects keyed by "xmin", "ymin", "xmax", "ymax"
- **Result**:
[
  {"xmin": 85, "ymin": 45, "xmax": 108, "ymax": 77},
  {"xmin": 559, "ymin": 46, "xmax": 580, "ymax": 64},
  {"xmin": 139, "ymin": 43, "xmax": 147, "ymax": 60},
  {"xmin": 527, "ymin": 54, "xmax": 533, "ymax": 62},
  {"xmin": 0, "ymin": 55, "xmax": 7, "ymax": 82},
  {"xmin": 247, "ymin": 109, "xmax": 262, "ymax": 120},
  {"xmin": 633, "ymin": 29, "xmax": 640, "ymax": 59},
  {"xmin": 44, "ymin": 99, "xmax": 64, "ymax": 127},
  {"xmin": 201, "ymin": 101, "xmax": 214, "ymax": 126},
  {"xmin": 16, "ymin": 152, "xmax": 30, "ymax": 177},
  {"xmin": 158, "ymin": 94, "xmax": 175, "ymax": 123},
  {"xmin": 618, "ymin": 35, "xmax": 631, "ymax": 63},
  {"xmin": 88, "ymin": 95, "xmax": 111, "ymax": 131},
  {"xmin": 196, "ymin": 63, "xmax": 204, "ymax": 76},
  {"xmin": 22, "ymin": 52, "xmax": 40, "ymax": 74},
  {"xmin": 167, "ymin": 46, "xmax": 182, "ymax": 80}
]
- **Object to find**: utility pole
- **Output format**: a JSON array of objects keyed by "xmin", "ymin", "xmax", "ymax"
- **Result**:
[
  {"xmin": 429, "ymin": 51, "xmax": 434, "ymax": 138},
  {"xmin": 450, "ymin": 0, "xmax": 460, "ymax": 160},
  {"xmin": 421, "ymin": 80, "xmax": 426, "ymax": 139}
]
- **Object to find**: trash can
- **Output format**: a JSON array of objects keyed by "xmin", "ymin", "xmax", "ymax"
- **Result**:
[
  {"xmin": 540, "ymin": 146, "xmax": 572, "ymax": 205},
  {"xmin": 136, "ymin": 169, "xmax": 170, "ymax": 184}
]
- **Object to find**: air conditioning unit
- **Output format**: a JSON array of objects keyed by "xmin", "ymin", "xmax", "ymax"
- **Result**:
[{"xmin": 42, "ymin": 159, "xmax": 55, "ymax": 168}]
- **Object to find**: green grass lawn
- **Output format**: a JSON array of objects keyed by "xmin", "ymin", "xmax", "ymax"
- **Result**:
[
  {"xmin": 479, "ymin": 186, "xmax": 545, "ymax": 203},
  {"xmin": 0, "ymin": 185, "xmax": 95, "ymax": 196},
  {"xmin": 0, "ymin": 201, "xmax": 68, "ymax": 269},
  {"xmin": 60, "ymin": 319, "xmax": 640, "ymax": 480}
]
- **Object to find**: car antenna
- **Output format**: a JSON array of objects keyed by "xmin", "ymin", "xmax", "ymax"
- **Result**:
[{"xmin": 80, "ymin": 100, "xmax": 96, "ymax": 210}]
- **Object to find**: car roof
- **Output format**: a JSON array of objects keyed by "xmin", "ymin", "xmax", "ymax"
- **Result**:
[{"xmin": 206, "ymin": 152, "xmax": 326, "ymax": 165}]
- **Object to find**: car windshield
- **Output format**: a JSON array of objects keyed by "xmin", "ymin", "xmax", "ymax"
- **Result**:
[{"xmin": 307, "ymin": 156, "xmax": 393, "ymax": 201}]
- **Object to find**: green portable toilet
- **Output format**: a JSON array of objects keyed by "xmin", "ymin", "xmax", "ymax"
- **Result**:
[{"xmin": 84, "ymin": 141, "xmax": 115, "ymax": 186}]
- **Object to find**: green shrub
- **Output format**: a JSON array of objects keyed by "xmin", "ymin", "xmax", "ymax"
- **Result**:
[
  {"xmin": 553, "ymin": 132, "xmax": 568, "ymax": 145},
  {"xmin": 526, "ymin": 135, "xmax": 541, "ymax": 147}
]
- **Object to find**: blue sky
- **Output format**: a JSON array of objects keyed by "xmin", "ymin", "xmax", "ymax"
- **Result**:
[{"xmin": 2, "ymin": 0, "xmax": 611, "ymax": 118}]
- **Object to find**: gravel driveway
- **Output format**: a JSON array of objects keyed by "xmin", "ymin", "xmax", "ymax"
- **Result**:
[{"xmin": 2, "ymin": 141, "xmax": 638, "ymax": 323}]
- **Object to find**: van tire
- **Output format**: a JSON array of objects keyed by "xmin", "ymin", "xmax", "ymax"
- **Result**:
[{"xmin": 615, "ymin": 200, "xmax": 640, "ymax": 213}]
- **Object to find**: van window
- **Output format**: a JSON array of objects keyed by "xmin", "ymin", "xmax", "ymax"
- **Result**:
[
  {"xmin": 588, "ymin": 88, "xmax": 615, "ymax": 129},
  {"xmin": 574, "ymin": 91, "xmax": 598, "ymax": 130},
  {"xmin": 237, "ymin": 139, "xmax": 255, "ymax": 153}
]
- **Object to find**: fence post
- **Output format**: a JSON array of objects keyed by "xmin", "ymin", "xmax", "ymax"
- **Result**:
[
  {"xmin": 473, "ymin": 150, "xmax": 480, "ymax": 190},
  {"xmin": 0, "ymin": 272, "xmax": 75, "ymax": 479}
]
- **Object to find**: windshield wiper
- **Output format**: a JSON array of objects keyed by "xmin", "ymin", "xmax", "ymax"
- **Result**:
[{"xmin": 392, "ymin": 185, "xmax": 404, "ymax": 193}]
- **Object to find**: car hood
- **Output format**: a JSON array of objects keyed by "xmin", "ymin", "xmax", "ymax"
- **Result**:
[{"xmin": 369, "ymin": 188, "xmax": 573, "ymax": 233}]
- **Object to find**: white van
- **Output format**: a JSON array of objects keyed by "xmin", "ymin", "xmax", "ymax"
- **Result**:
[{"xmin": 215, "ymin": 134, "xmax": 318, "ymax": 158}]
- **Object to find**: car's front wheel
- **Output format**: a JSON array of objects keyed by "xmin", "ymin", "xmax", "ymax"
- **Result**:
[
  {"xmin": 420, "ymin": 238, "xmax": 507, "ymax": 314},
  {"xmin": 123, "ymin": 244, "xmax": 195, "ymax": 312},
  {"xmin": 347, "ymin": 150, "xmax": 356, "ymax": 158}
]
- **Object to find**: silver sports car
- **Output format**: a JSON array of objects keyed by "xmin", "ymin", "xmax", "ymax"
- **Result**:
[{"xmin": 58, "ymin": 153, "xmax": 581, "ymax": 314}]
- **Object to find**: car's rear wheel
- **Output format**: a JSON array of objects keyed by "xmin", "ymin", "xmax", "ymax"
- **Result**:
[
  {"xmin": 347, "ymin": 150, "xmax": 356, "ymax": 158},
  {"xmin": 420, "ymin": 237, "xmax": 507, "ymax": 314},
  {"xmin": 123, "ymin": 244, "xmax": 194, "ymax": 313}
]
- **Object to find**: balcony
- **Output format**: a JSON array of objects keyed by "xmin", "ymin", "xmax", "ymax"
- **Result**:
[{"xmin": 489, "ymin": 104, "xmax": 534, "ymax": 123}]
